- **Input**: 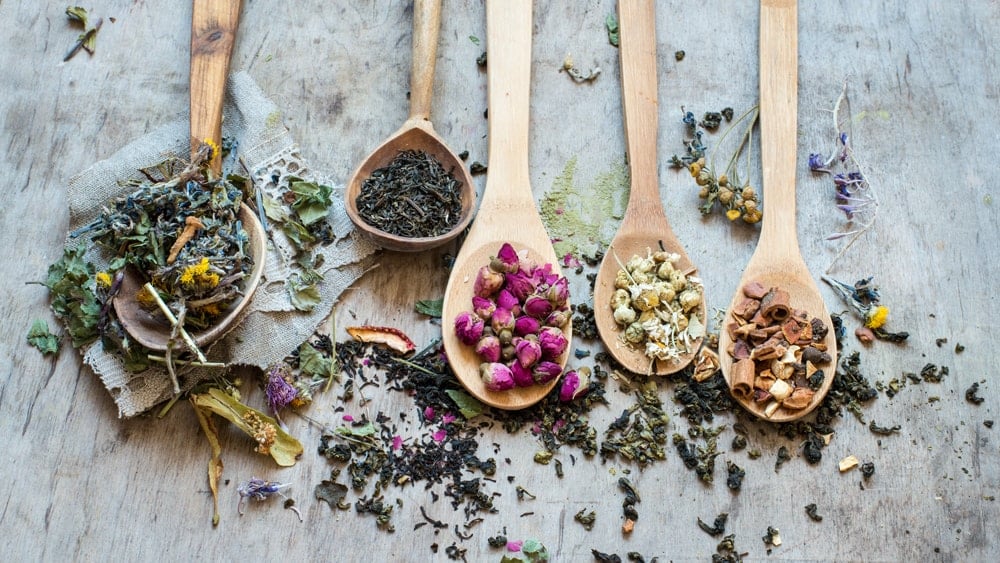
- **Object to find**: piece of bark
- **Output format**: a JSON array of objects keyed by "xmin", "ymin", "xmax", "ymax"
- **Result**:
[
  {"xmin": 760, "ymin": 288, "xmax": 791, "ymax": 321},
  {"xmin": 731, "ymin": 358, "xmax": 756, "ymax": 400}
]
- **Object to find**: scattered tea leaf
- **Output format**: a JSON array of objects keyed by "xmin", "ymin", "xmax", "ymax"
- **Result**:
[
  {"xmin": 315, "ymin": 479, "xmax": 349, "ymax": 510},
  {"xmin": 415, "ymin": 298, "xmax": 444, "ymax": 318},
  {"xmin": 27, "ymin": 319, "xmax": 60, "ymax": 355},
  {"xmin": 697, "ymin": 512, "xmax": 728, "ymax": 536},
  {"xmin": 805, "ymin": 503, "xmax": 823, "ymax": 522},
  {"xmin": 445, "ymin": 389, "xmax": 487, "ymax": 419},
  {"xmin": 605, "ymin": 13, "xmax": 619, "ymax": 47}
]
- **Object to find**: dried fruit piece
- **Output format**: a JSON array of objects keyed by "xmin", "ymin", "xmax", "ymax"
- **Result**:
[
  {"xmin": 346, "ymin": 326, "xmax": 416, "ymax": 354},
  {"xmin": 838, "ymin": 455, "xmax": 860, "ymax": 472}
]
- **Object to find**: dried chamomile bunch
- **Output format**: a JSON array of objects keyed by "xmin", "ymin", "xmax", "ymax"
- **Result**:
[{"xmin": 609, "ymin": 249, "xmax": 705, "ymax": 364}]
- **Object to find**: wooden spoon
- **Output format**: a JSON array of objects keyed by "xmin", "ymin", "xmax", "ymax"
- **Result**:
[
  {"xmin": 441, "ymin": 0, "xmax": 571, "ymax": 410},
  {"xmin": 115, "ymin": 0, "xmax": 265, "ymax": 351},
  {"xmin": 593, "ymin": 0, "xmax": 706, "ymax": 376},
  {"xmin": 718, "ymin": 0, "xmax": 837, "ymax": 422},
  {"xmin": 344, "ymin": 0, "xmax": 476, "ymax": 252}
]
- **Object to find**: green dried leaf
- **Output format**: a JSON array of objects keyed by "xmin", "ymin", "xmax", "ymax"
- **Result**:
[
  {"xmin": 44, "ymin": 245, "xmax": 100, "ymax": 348},
  {"xmin": 280, "ymin": 219, "xmax": 316, "ymax": 248},
  {"xmin": 469, "ymin": 35, "xmax": 480, "ymax": 45},
  {"xmin": 27, "ymin": 319, "xmax": 60, "ymax": 355},
  {"xmin": 261, "ymin": 193, "xmax": 292, "ymax": 223},
  {"xmin": 66, "ymin": 6, "xmax": 89, "ymax": 27},
  {"xmin": 445, "ymin": 389, "xmax": 487, "ymax": 419},
  {"xmin": 288, "ymin": 177, "xmax": 333, "ymax": 226},
  {"xmin": 605, "ymin": 13, "xmax": 619, "ymax": 47},
  {"xmin": 335, "ymin": 421, "xmax": 376, "ymax": 437},
  {"xmin": 315, "ymin": 480, "xmax": 349, "ymax": 510},
  {"xmin": 298, "ymin": 341, "xmax": 333, "ymax": 381},
  {"xmin": 191, "ymin": 388, "xmax": 303, "ymax": 467},
  {"xmin": 414, "ymin": 298, "xmax": 443, "ymax": 318},
  {"xmin": 288, "ymin": 269, "xmax": 324, "ymax": 312}
]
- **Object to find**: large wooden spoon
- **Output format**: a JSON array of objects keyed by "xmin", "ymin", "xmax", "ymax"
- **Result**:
[
  {"xmin": 344, "ymin": 0, "xmax": 476, "ymax": 252},
  {"xmin": 718, "ymin": 0, "xmax": 837, "ymax": 422},
  {"xmin": 441, "ymin": 0, "xmax": 571, "ymax": 410},
  {"xmin": 115, "ymin": 0, "xmax": 265, "ymax": 351},
  {"xmin": 593, "ymin": 0, "xmax": 705, "ymax": 375}
]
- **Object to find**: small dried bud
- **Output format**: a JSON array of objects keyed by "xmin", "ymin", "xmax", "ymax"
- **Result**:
[
  {"xmin": 474, "ymin": 266, "xmax": 504, "ymax": 297},
  {"xmin": 538, "ymin": 327, "xmax": 568, "ymax": 360},
  {"xmin": 472, "ymin": 296, "xmax": 497, "ymax": 321},
  {"xmin": 523, "ymin": 294, "xmax": 554, "ymax": 319},
  {"xmin": 613, "ymin": 304, "xmax": 637, "ymax": 325},
  {"xmin": 475, "ymin": 336, "xmax": 501, "ymax": 363},
  {"xmin": 510, "ymin": 361, "xmax": 535, "ymax": 387},
  {"xmin": 480, "ymin": 362, "xmax": 515, "ymax": 391},
  {"xmin": 611, "ymin": 288, "xmax": 631, "ymax": 309},
  {"xmin": 632, "ymin": 287, "xmax": 660, "ymax": 311},
  {"xmin": 559, "ymin": 368, "xmax": 590, "ymax": 402},
  {"xmin": 678, "ymin": 288, "xmax": 702, "ymax": 313},
  {"xmin": 545, "ymin": 276, "xmax": 570, "ymax": 306},
  {"xmin": 505, "ymin": 271, "xmax": 536, "ymax": 302},
  {"xmin": 718, "ymin": 188, "xmax": 734, "ymax": 205},
  {"xmin": 624, "ymin": 322, "xmax": 645, "ymax": 344},
  {"xmin": 614, "ymin": 270, "xmax": 632, "ymax": 289},
  {"xmin": 545, "ymin": 308, "xmax": 571, "ymax": 328},
  {"xmin": 454, "ymin": 311, "xmax": 485, "ymax": 345},
  {"xmin": 489, "ymin": 242, "xmax": 520, "ymax": 274},
  {"xmin": 496, "ymin": 289, "xmax": 521, "ymax": 315},
  {"xmin": 514, "ymin": 315, "xmax": 541, "ymax": 337},
  {"xmin": 515, "ymin": 338, "xmax": 542, "ymax": 369},
  {"xmin": 741, "ymin": 186, "xmax": 756, "ymax": 201},
  {"xmin": 532, "ymin": 361, "xmax": 563, "ymax": 385}
]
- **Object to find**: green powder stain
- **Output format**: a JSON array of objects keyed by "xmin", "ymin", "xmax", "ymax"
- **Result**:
[
  {"xmin": 540, "ymin": 157, "xmax": 629, "ymax": 259},
  {"xmin": 265, "ymin": 110, "xmax": 283, "ymax": 129}
]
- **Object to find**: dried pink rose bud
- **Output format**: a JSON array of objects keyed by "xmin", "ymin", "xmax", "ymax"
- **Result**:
[
  {"xmin": 490, "ymin": 307, "xmax": 515, "ymax": 334},
  {"xmin": 475, "ymin": 335, "xmax": 501, "ymax": 363},
  {"xmin": 545, "ymin": 308, "xmax": 571, "ymax": 328},
  {"xmin": 523, "ymin": 294, "xmax": 554, "ymax": 319},
  {"xmin": 496, "ymin": 289, "xmax": 520, "ymax": 312},
  {"xmin": 489, "ymin": 242, "xmax": 520, "ymax": 274},
  {"xmin": 510, "ymin": 361, "xmax": 535, "ymax": 387},
  {"xmin": 505, "ymin": 270, "xmax": 537, "ymax": 302},
  {"xmin": 514, "ymin": 315, "xmax": 541, "ymax": 337},
  {"xmin": 474, "ymin": 265, "xmax": 504, "ymax": 297},
  {"xmin": 545, "ymin": 276, "xmax": 569, "ymax": 306},
  {"xmin": 454, "ymin": 311, "xmax": 484, "ymax": 345},
  {"xmin": 472, "ymin": 296, "xmax": 497, "ymax": 321},
  {"xmin": 538, "ymin": 326, "xmax": 568, "ymax": 360},
  {"xmin": 515, "ymin": 338, "xmax": 542, "ymax": 369},
  {"xmin": 559, "ymin": 369, "xmax": 590, "ymax": 402},
  {"xmin": 480, "ymin": 362, "xmax": 515, "ymax": 391},
  {"xmin": 531, "ymin": 262, "xmax": 559, "ymax": 287},
  {"xmin": 532, "ymin": 361, "xmax": 562, "ymax": 385}
]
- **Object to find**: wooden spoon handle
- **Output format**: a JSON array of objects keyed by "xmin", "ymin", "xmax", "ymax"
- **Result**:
[
  {"xmin": 190, "ymin": 0, "xmax": 243, "ymax": 174},
  {"xmin": 759, "ymin": 0, "xmax": 798, "ymax": 249},
  {"xmin": 408, "ymin": 0, "xmax": 442, "ymax": 123},
  {"xmin": 618, "ymin": 0, "xmax": 661, "ymax": 212},
  {"xmin": 482, "ymin": 0, "xmax": 533, "ymax": 209}
]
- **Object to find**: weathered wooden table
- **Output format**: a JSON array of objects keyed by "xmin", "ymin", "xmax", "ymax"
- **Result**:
[{"xmin": 3, "ymin": 1, "xmax": 997, "ymax": 560}]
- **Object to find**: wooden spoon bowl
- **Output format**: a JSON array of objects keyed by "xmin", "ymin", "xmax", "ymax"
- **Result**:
[
  {"xmin": 114, "ymin": 0, "xmax": 265, "ymax": 352},
  {"xmin": 345, "ymin": 0, "xmax": 476, "ymax": 252},
  {"xmin": 593, "ymin": 0, "xmax": 705, "ymax": 376},
  {"xmin": 441, "ymin": 0, "xmax": 570, "ymax": 410},
  {"xmin": 718, "ymin": 0, "xmax": 837, "ymax": 422}
]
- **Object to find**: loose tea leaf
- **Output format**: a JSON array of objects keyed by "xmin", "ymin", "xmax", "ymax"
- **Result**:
[
  {"xmin": 415, "ymin": 298, "xmax": 444, "ymax": 318},
  {"xmin": 315, "ymin": 479, "xmax": 349, "ymax": 510},
  {"xmin": 697, "ymin": 512, "xmax": 728, "ymax": 536},
  {"xmin": 605, "ymin": 13, "xmax": 619, "ymax": 47},
  {"xmin": 27, "ymin": 319, "xmax": 60, "ymax": 355},
  {"xmin": 444, "ymin": 389, "xmax": 487, "ymax": 419},
  {"xmin": 805, "ymin": 503, "xmax": 823, "ymax": 522}
]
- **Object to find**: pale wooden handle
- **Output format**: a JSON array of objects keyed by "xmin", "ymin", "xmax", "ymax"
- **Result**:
[
  {"xmin": 408, "ymin": 0, "xmax": 442, "ymax": 122},
  {"xmin": 190, "ymin": 0, "xmax": 242, "ymax": 174},
  {"xmin": 759, "ymin": 0, "xmax": 798, "ymax": 247},
  {"xmin": 618, "ymin": 0, "xmax": 660, "ymax": 211},
  {"xmin": 483, "ymin": 0, "xmax": 533, "ymax": 206}
]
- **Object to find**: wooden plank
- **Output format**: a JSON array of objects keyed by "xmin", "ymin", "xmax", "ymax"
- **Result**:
[{"xmin": 1, "ymin": 0, "xmax": 997, "ymax": 560}]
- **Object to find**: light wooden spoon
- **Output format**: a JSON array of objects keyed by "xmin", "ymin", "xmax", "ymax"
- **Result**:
[
  {"xmin": 441, "ymin": 0, "xmax": 571, "ymax": 410},
  {"xmin": 115, "ymin": 0, "xmax": 265, "ymax": 351},
  {"xmin": 344, "ymin": 0, "xmax": 475, "ymax": 252},
  {"xmin": 718, "ymin": 0, "xmax": 837, "ymax": 422},
  {"xmin": 593, "ymin": 0, "xmax": 705, "ymax": 375}
]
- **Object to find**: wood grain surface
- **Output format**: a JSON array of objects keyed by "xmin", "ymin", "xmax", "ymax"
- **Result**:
[{"xmin": 2, "ymin": 1, "xmax": 997, "ymax": 561}]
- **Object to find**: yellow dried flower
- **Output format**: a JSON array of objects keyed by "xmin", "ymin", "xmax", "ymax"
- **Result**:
[
  {"xmin": 136, "ymin": 285, "xmax": 158, "ymax": 309},
  {"xmin": 865, "ymin": 305, "xmax": 889, "ymax": 329},
  {"xmin": 179, "ymin": 257, "xmax": 220, "ymax": 291},
  {"xmin": 204, "ymin": 138, "xmax": 221, "ymax": 160},
  {"xmin": 95, "ymin": 271, "xmax": 112, "ymax": 288},
  {"xmin": 243, "ymin": 410, "xmax": 277, "ymax": 455},
  {"xmin": 689, "ymin": 162, "xmax": 702, "ymax": 177},
  {"xmin": 726, "ymin": 208, "xmax": 741, "ymax": 221}
]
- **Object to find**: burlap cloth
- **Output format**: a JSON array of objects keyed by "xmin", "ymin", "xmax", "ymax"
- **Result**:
[{"xmin": 66, "ymin": 71, "xmax": 377, "ymax": 417}]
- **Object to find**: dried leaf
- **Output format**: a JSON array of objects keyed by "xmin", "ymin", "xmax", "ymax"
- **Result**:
[
  {"xmin": 65, "ymin": 6, "xmax": 89, "ymax": 26},
  {"xmin": 191, "ymin": 388, "xmax": 303, "ymax": 467},
  {"xmin": 27, "ymin": 319, "xmax": 60, "ymax": 355},
  {"xmin": 445, "ymin": 389, "xmax": 487, "ymax": 419},
  {"xmin": 288, "ymin": 269, "xmax": 323, "ymax": 312},
  {"xmin": 288, "ymin": 177, "xmax": 333, "ymax": 226},
  {"xmin": 335, "ymin": 421, "xmax": 376, "ymax": 437},
  {"xmin": 43, "ymin": 245, "xmax": 100, "ymax": 348},
  {"xmin": 414, "ymin": 298, "xmax": 443, "ymax": 318},
  {"xmin": 298, "ymin": 340, "xmax": 334, "ymax": 381},
  {"xmin": 605, "ymin": 13, "xmax": 619, "ymax": 47},
  {"xmin": 191, "ymin": 398, "xmax": 224, "ymax": 526},
  {"xmin": 315, "ymin": 480, "xmax": 348, "ymax": 509}
]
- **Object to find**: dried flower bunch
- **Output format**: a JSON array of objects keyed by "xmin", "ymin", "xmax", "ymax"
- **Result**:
[
  {"xmin": 726, "ymin": 282, "xmax": 832, "ymax": 418},
  {"xmin": 453, "ymin": 243, "xmax": 573, "ymax": 392},
  {"xmin": 670, "ymin": 108, "xmax": 763, "ymax": 224},
  {"xmin": 72, "ymin": 146, "xmax": 254, "ymax": 329},
  {"xmin": 609, "ymin": 249, "xmax": 705, "ymax": 364},
  {"xmin": 823, "ymin": 276, "xmax": 908, "ymax": 343}
]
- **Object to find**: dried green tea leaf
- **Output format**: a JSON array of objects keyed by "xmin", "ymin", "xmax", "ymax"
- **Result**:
[
  {"xmin": 27, "ymin": 319, "xmax": 60, "ymax": 355},
  {"xmin": 299, "ymin": 340, "xmax": 333, "ymax": 381},
  {"xmin": 315, "ymin": 479, "xmax": 349, "ymax": 510},
  {"xmin": 280, "ymin": 219, "xmax": 317, "ymax": 248},
  {"xmin": 605, "ymin": 13, "xmax": 619, "ymax": 47},
  {"xmin": 415, "ymin": 298, "xmax": 444, "ymax": 318},
  {"xmin": 191, "ymin": 388, "xmax": 303, "ymax": 466},
  {"xmin": 288, "ymin": 177, "xmax": 333, "ymax": 226},
  {"xmin": 445, "ymin": 389, "xmax": 487, "ymax": 419},
  {"xmin": 469, "ymin": 35, "xmax": 480, "ymax": 45},
  {"xmin": 66, "ymin": 6, "xmax": 89, "ymax": 26}
]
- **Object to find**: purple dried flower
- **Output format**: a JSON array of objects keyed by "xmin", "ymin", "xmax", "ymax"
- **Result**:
[
  {"xmin": 515, "ymin": 338, "xmax": 542, "ymax": 369},
  {"xmin": 510, "ymin": 361, "xmax": 535, "ymax": 387},
  {"xmin": 472, "ymin": 296, "xmax": 497, "ymax": 321},
  {"xmin": 480, "ymin": 362, "xmax": 515, "ymax": 391},
  {"xmin": 532, "ymin": 361, "xmax": 562, "ymax": 384},
  {"xmin": 490, "ymin": 242, "xmax": 520, "ymax": 274},
  {"xmin": 505, "ymin": 270, "xmax": 536, "ymax": 302},
  {"xmin": 808, "ymin": 153, "xmax": 829, "ymax": 173},
  {"xmin": 545, "ymin": 276, "xmax": 570, "ymax": 306},
  {"xmin": 496, "ymin": 289, "xmax": 521, "ymax": 315},
  {"xmin": 523, "ymin": 294, "xmax": 554, "ymax": 319},
  {"xmin": 474, "ymin": 265, "xmax": 504, "ymax": 297},
  {"xmin": 265, "ymin": 365, "xmax": 298, "ymax": 415},
  {"xmin": 538, "ymin": 326, "xmax": 568, "ymax": 360},
  {"xmin": 454, "ymin": 311, "xmax": 485, "ymax": 345},
  {"xmin": 475, "ymin": 335, "xmax": 502, "ymax": 363},
  {"xmin": 514, "ymin": 315, "xmax": 540, "ymax": 336},
  {"xmin": 559, "ymin": 369, "xmax": 590, "ymax": 402},
  {"xmin": 530, "ymin": 262, "xmax": 559, "ymax": 287},
  {"xmin": 490, "ymin": 307, "xmax": 515, "ymax": 334},
  {"xmin": 545, "ymin": 308, "xmax": 571, "ymax": 328},
  {"xmin": 237, "ymin": 478, "xmax": 291, "ymax": 515}
]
